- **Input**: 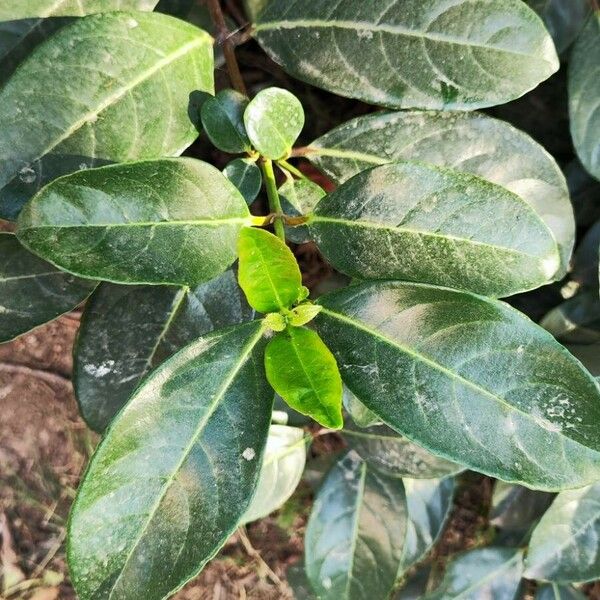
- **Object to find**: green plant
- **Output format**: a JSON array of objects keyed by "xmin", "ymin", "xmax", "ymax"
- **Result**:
[{"xmin": 1, "ymin": 0, "xmax": 600, "ymax": 598}]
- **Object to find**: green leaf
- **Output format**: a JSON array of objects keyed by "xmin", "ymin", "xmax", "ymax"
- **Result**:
[
  {"xmin": 237, "ymin": 227, "xmax": 303, "ymax": 313},
  {"xmin": 265, "ymin": 326, "xmax": 343, "ymax": 429},
  {"xmin": 224, "ymin": 158, "xmax": 262, "ymax": 205},
  {"xmin": 242, "ymin": 424, "xmax": 307, "ymax": 523},
  {"xmin": 572, "ymin": 221, "xmax": 600, "ymax": 292},
  {"xmin": 423, "ymin": 547, "xmax": 524, "ymax": 599},
  {"xmin": 535, "ymin": 584, "xmax": 586, "ymax": 600},
  {"xmin": 309, "ymin": 162, "xmax": 560, "ymax": 297},
  {"xmin": 244, "ymin": 0, "xmax": 270, "ymax": 21},
  {"xmin": 0, "ymin": 232, "xmax": 95, "ymax": 343},
  {"xmin": 525, "ymin": 482, "xmax": 600, "ymax": 582},
  {"xmin": 527, "ymin": 0, "xmax": 590, "ymax": 53},
  {"xmin": 279, "ymin": 176, "xmax": 325, "ymax": 244},
  {"xmin": 0, "ymin": 1, "xmax": 158, "ymax": 19},
  {"xmin": 0, "ymin": 11, "xmax": 214, "ymax": 212},
  {"xmin": 315, "ymin": 281, "xmax": 600, "ymax": 490},
  {"xmin": 569, "ymin": 13, "xmax": 600, "ymax": 181},
  {"xmin": 68, "ymin": 320, "xmax": 273, "ymax": 600},
  {"xmin": 201, "ymin": 89, "xmax": 251, "ymax": 154},
  {"xmin": 567, "ymin": 159, "xmax": 600, "ymax": 228},
  {"xmin": 541, "ymin": 292, "xmax": 600, "ymax": 344},
  {"xmin": 288, "ymin": 303, "xmax": 322, "ymax": 327},
  {"xmin": 254, "ymin": 0, "xmax": 558, "ymax": 110},
  {"xmin": 342, "ymin": 424, "xmax": 463, "ymax": 480},
  {"xmin": 17, "ymin": 158, "xmax": 251, "ymax": 286},
  {"xmin": 244, "ymin": 88, "xmax": 304, "ymax": 160},
  {"xmin": 304, "ymin": 451, "xmax": 408, "ymax": 600},
  {"xmin": 73, "ymin": 269, "xmax": 253, "ymax": 433},
  {"xmin": 308, "ymin": 110, "xmax": 573, "ymax": 277},
  {"xmin": 343, "ymin": 387, "xmax": 382, "ymax": 428}
]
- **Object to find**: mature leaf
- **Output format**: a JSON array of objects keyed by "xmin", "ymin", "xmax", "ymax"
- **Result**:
[
  {"xmin": 535, "ymin": 584, "xmax": 586, "ymax": 600},
  {"xmin": 68, "ymin": 320, "xmax": 273, "ymax": 600},
  {"xmin": 0, "ymin": 11, "xmax": 214, "ymax": 216},
  {"xmin": 0, "ymin": 232, "xmax": 95, "ymax": 343},
  {"xmin": 572, "ymin": 221, "xmax": 600, "ymax": 292},
  {"xmin": 315, "ymin": 281, "xmax": 600, "ymax": 490},
  {"xmin": 569, "ymin": 13, "xmax": 600, "ymax": 181},
  {"xmin": 566, "ymin": 159, "xmax": 600, "ymax": 227},
  {"xmin": 304, "ymin": 451, "xmax": 408, "ymax": 600},
  {"xmin": 254, "ymin": 0, "xmax": 558, "ymax": 110},
  {"xmin": 309, "ymin": 162, "xmax": 560, "ymax": 297},
  {"xmin": 525, "ymin": 482, "xmax": 600, "ymax": 582},
  {"xmin": 541, "ymin": 292, "xmax": 600, "ymax": 344},
  {"xmin": 224, "ymin": 158, "xmax": 262, "ymax": 205},
  {"xmin": 244, "ymin": 88, "xmax": 304, "ymax": 160},
  {"xmin": 17, "ymin": 159, "xmax": 251, "ymax": 286},
  {"xmin": 527, "ymin": 0, "xmax": 590, "ymax": 53},
  {"xmin": 244, "ymin": 0, "xmax": 270, "ymax": 21},
  {"xmin": 343, "ymin": 423, "xmax": 463, "ymax": 479},
  {"xmin": 201, "ymin": 89, "xmax": 251, "ymax": 154},
  {"xmin": 308, "ymin": 110, "xmax": 574, "ymax": 276},
  {"xmin": 74, "ymin": 270, "xmax": 253, "ymax": 433},
  {"xmin": 401, "ymin": 477, "xmax": 455, "ymax": 571},
  {"xmin": 238, "ymin": 227, "xmax": 304, "ymax": 313},
  {"xmin": 343, "ymin": 387, "xmax": 382, "ymax": 428},
  {"xmin": 279, "ymin": 177, "xmax": 325, "ymax": 244},
  {"xmin": 423, "ymin": 548, "xmax": 524, "ymax": 599},
  {"xmin": 0, "ymin": 1, "xmax": 158, "ymax": 19},
  {"xmin": 265, "ymin": 326, "xmax": 343, "ymax": 429},
  {"xmin": 242, "ymin": 424, "xmax": 307, "ymax": 523}
]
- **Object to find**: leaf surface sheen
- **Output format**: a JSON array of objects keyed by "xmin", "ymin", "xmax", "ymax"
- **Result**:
[
  {"xmin": 224, "ymin": 158, "xmax": 262, "ymax": 205},
  {"xmin": 0, "ymin": 1, "xmax": 159, "ymax": 19}
]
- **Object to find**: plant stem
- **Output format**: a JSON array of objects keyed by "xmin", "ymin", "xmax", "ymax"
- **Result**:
[
  {"xmin": 277, "ymin": 159, "xmax": 309, "ymax": 181},
  {"xmin": 260, "ymin": 159, "xmax": 285, "ymax": 240},
  {"xmin": 207, "ymin": 0, "xmax": 248, "ymax": 95},
  {"xmin": 290, "ymin": 145, "xmax": 316, "ymax": 157},
  {"xmin": 592, "ymin": 0, "xmax": 600, "ymax": 11}
]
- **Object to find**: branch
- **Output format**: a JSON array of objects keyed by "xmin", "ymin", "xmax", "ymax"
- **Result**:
[
  {"xmin": 0, "ymin": 363, "xmax": 71, "ymax": 388},
  {"xmin": 207, "ymin": 0, "xmax": 248, "ymax": 95}
]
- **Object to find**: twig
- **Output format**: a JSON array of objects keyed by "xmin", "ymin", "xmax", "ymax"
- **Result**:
[
  {"xmin": 207, "ymin": 0, "xmax": 248, "ymax": 95},
  {"xmin": 590, "ymin": 0, "xmax": 599, "ymax": 12},
  {"xmin": 0, "ymin": 363, "xmax": 71, "ymax": 388},
  {"xmin": 290, "ymin": 146, "xmax": 317, "ymax": 158},
  {"xmin": 225, "ymin": 0, "xmax": 248, "ymax": 27},
  {"xmin": 31, "ymin": 529, "xmax": 66, "ymax": 579}
]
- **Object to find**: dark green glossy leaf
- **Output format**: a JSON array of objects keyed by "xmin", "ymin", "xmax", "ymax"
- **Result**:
[
  {"xmin": 527, "ymin": 0, "xmax": 590, "ymax": 53},
  {"xmin": 569, "ymin": 13, "xmax": 600, "ymax": 181},
  {"xmin": 309, "ymin": 162, "xmax": 560, "ymax": 297},
  {"xmin": 525, "ymin": 482, "xmax": 600, "ymax": 582},
  {"xmin": 265, "ymin": 326, "xmax": 343, "ymax": 429},
  {"xmin": 224, "ymin": 158, "xmax": 262, "ymax": 205},
  {"xmin": 0, "ymin": 11, "xmax": 214, "ymax": 211},
  {"xmin": 535, "ymin": 584, "xmax": 586, "ymax": 600},
  {"xmin": 244, "ymin": 88, "xmax": 304, "ymax": 160},
  {"xmin": 73, "ymin": 269, "xmax": 253, "ymax": 433},
  {"xmin": 201, "ymin": 89, "xmax": 251, "ymax": 154},
  {"xmin": 315, "ymin": 281, "xmax": 600, "ymax": 490},
  {"xmin": 17, "ymin": 159, "xmax": 251, "ymax": 286},
  {"xmin": 279, "ymin": 176, "xmax": 325, "ymax": 244},
  {"xmin": 0, "ymin": 1, "xmax": 158, "ymax": 19},
  {"xmin": 541, "ymin": 292, "xmax": 600, "ymax": 344},
  {"xmin": 68, "ymin": 320, "xmax": 273, "ymax": 600},
  {"xmin": 305, "ymin": 451, "xmax": 407, "ymax": 600},
  {"xmin": 308, "ymin": 110, "xmax": 574, "ymax": 276},
  {"xmin": 566, "ymin": 159, "xmax": 600, "ymax": 227},
  {"xmin": 342, "ymin": 423, "xmax": 463, "ymax": 479},
  {"xmin": 343, "ymin": 387, "xmax": 382, "ymax": 428},
  {"xmin": 423, "ymin": 548, "xmax": 524, "ymax": 599},
  {"xmin": 255, "ymin": 0, "xmax": 558, "ymax": 110},
  {"xmin": 238, "ymin": 227, "xmax": 303, "ymax": 313},
  {"xmin": 572, "ymin": 221, "xmax": 600, "ymax": 292},
  {"xmin": 0, "ymin": 232, "xmax": 95, "ymax": 343},
  {"xmin": 242, "ymin": 424, "xmax": 307, "ymax": 523}
]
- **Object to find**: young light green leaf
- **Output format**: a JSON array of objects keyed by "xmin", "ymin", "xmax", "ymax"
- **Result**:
[
  {"xmin": 242, "ymin": 424, "xmax": 307, "ymax": 523},
  {"xmin": 73, "ymin": 270, "xmax": 253, "ymax": 433},
  {"xmin": 423, "ymin": 548, "xmax": 524, "ymax": 599},
  {"xmin": 68, "ymin": 320, "xmax": 273, "ymax": 600},
  {"xmin": 223, "ymin": 158, "xmax": 262, "ymax": 205},
  {"xmin": 0, "ymin": 1, "xmax": 158, "ymax": 19},
  {"xmin": 525, "ymin": 482, "xmax": 600, "ymax": 582},
  {"xmin": 309, "ymin": 162, "xmax": 560, "ymax": 297},
  {"xmin": 279, "ymin": 176, "xmax": 326, "ymax": 244},
  {"xmin": 308, "ymin": 110, "xmax": 573, "ymax": 276},
  {"xmin": 305, "ymin": 451, "xmax": 408, "ymax": 600},
  {"xmin": 0, "ymin": 11, "xmax": 214, "ymax": 211},
  {"xmin": 238, "ymin": 227, "xmax": 304, "ymax": 313},
  {"xmin": 0, "ymin": 232, "xmax": 95, "ymax": 343},
  {"xmin": 265, "ymin": 326, "xmax": 343, "ymax": 429},
  {"xmin": 17, "ymin": 158, "xmax": 251, "ymax": 286},
  {"xmin": 244, "ymin": 88, "xmax": 304, "ymax": 160},
  {"xmin": 201, "ymin": 89, "xmax": 251, "ymax": 154},
  {"xmin": 315, "ymin": 281, "xmax": 600, "ymax": 491},
  {"xmin": 255, "ymin": 0, "xmax": 558, "ymax": 110},
  {"xmin": 527, "ymin": 0, "xmax": 590, "ymax": 53},
  {"xmin": 342, "ymin": 424, "xmax": 463, "ymax": 480},
  {"xmin": 535, "ymin": 584, "xmax": 586, "ymax": 600},
  {"xmin": 569, "ymin": 12, "xmax": 600, "ymax": 181},
  {"xmin": 541, "ymin": 292, "xmax": 600, "ymax": 344},
  {"xmin": 288, "ymin": 303, "xmax": 322, "ymax": 327}
]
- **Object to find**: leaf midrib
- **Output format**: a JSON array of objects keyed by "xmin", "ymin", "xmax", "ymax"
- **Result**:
[{"xmin": 20, "ymin": 217, "xmax": 251, "ymax": 230}]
